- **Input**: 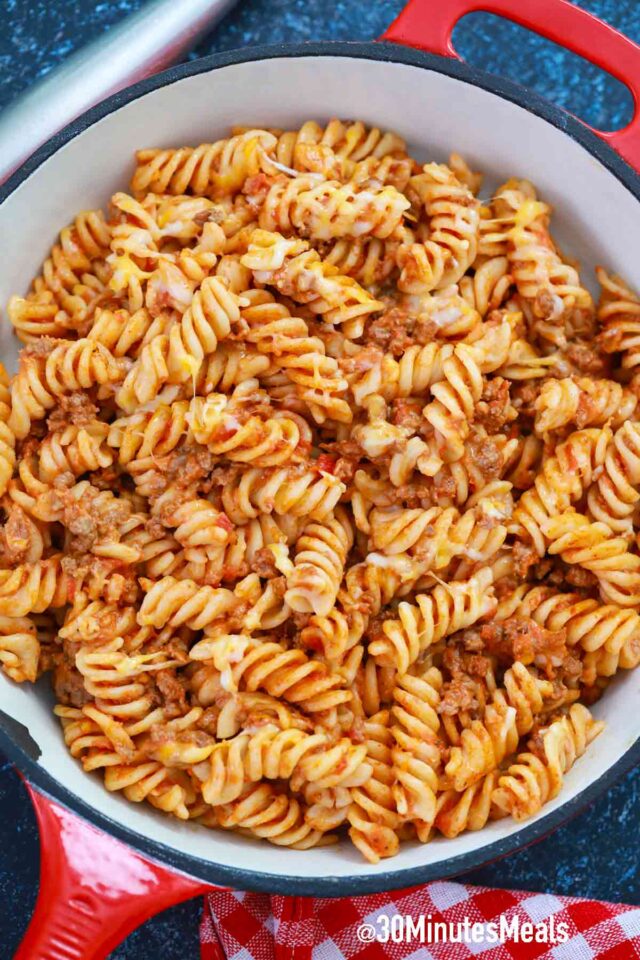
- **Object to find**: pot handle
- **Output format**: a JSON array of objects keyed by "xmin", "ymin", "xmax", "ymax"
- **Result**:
[
  {"xmin": 380, "ymin": 0, "xmax": 640, "ymax": 173},
  {"xmin": 15, "ymin": 782, "xmax": 215, "ymax": 960}
]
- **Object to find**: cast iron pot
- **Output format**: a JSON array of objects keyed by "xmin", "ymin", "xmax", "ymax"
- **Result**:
[{"xmin": 2, "ymin": 1, "xmax": 640, "ymax": 956}]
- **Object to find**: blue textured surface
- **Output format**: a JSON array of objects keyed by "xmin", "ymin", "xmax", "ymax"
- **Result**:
[{"xmin": 2, "ymin": 0, "xmax": 640, "ymax": 956}]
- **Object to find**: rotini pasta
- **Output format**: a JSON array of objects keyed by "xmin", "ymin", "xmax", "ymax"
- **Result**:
[
  {"xmin": 9, "ymin": 209, "xmax": 111, "ymax": 340},
  {"xmin": 205, "ymin": 783, "xmax": 330, "ymax": 849},
  {"xmin": 544, "ymin": 510, "xmax": 640, "ymax": 608},
  {"xmin": 369, "ymin": 568, "xmax": 497, "ymax": 673},
  {"xmin": 0, "ymin": 363, "xmax": 16, "ymax": 497},
  {"xmin": 257, "ymin": 174, "xmax": 410, "ymax": 241},
  {"xmin": 284, "ymin": 509, "xmax": 353, "ymax": 616},
  {"xmin": 443, "ymin": 662, "xmax": 554, "ymax": 791},
  {"xmin": 400, "ymin": 163, "xmax": 481, "ymax": 293},
  {"xmin": 9, "ymin": 338, "xmax": 127, "ymax": 439},
  {"xmin": 391, "ymin": 665, "xmax": 443, "ymax": 839},
  {"xmin": 495, "ymin": 583, "xmax": 640, "ymax": 683},
  {"xmin": 596, "ymin": 267, "xmax": 640, "ymax": 381},
  {"xmin": 492, "ymin": 704, "xmax": 604, "ymax": 821},
  {"xmin": 131, "ymin": 130, "xmax": 278, "ymax": 198},
  {"xmin": 0, "ymin": 119, "xmax": 627, "ymax": 863},
  {"xmin": 242, "ymin": 228, "xmax": 384, "ymax": 333},
  {"xmin": 347, "ymin": 710, "xmax": 401, "ymax": 863}
]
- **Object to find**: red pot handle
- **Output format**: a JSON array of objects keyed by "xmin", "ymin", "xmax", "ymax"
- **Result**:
[
  {"xmin": 15, "ymin": 782, "xmax": 216, "ymax": 960},
  {"xmin": 381, "ymin": 0, "xmax": 640, "ymax": 173}
]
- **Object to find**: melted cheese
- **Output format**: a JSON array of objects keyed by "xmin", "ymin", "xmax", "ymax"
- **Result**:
[
  {"xmin": 514, "ymin": 199, "xmax": 547, "ymax": 229},
  {"xmin": 107, "ymin": 254, "xmax": 153, "ymax": 292},
  {"xmin": 208, "ymin": 633, "xmax": 252, "ymax": 692},
  {"xmin": 268, "ymin": 543, "xmax": 294, "ymax": 577}
]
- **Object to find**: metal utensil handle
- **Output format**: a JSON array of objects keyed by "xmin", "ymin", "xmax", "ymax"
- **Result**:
[{"xmin": 0, "ymin": 0, "xmax": 238, "ymax": 185}]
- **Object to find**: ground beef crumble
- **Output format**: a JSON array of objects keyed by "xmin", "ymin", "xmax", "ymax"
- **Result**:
[
  {"xmin": 475, "ymin": 377, "xmax": 517, "ymax": 434},
  {"xmin": 47, "ymin": 392, "xmax": 99, "ymax": 429},
  {"xmin": 155, "ymin": 668, "xmax": 190, "ymax": 718},
  {"xmin": 251, "ymin": 547, "xmax": 280, "ymax": 579},
  {"xmin": 565, "ymin": 340, "xmax": 608, "ymax": 377},
  {"xmin": 478, "ymin": 617, "xmax": 567, "ymax": 677},
  {"xmin": 363, "ymin": 307, "xmax": 415, "ymax": 356},
  {"xmin": 513, "ymin": 540, "xmax": 540, "ymax": 579}
]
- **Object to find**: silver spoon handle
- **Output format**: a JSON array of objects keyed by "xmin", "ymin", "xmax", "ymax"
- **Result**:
[{"xmin": 0, "ymin": 0, "xmax": 239, "ymax": 185}]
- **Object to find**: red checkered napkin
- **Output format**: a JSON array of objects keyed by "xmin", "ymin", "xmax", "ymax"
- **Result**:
[{"xmin": 200, "ymin": 882, "xmax": 640, "ymax": 960}]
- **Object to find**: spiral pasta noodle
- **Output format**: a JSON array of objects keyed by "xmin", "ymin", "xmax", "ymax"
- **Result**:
[
  {"xmin": 259, "ymin": 118, "xmax": 407, "ymax": 180},
  {"xmin": 208, "ymin": 783, "xmax": 329, "ymax": 849},
  {"xmin": 187, "ymin": 386, "xmax": 308, "ymax": 468},
  {"xmin": 189, "ymin": 633, "xmax": 352, "ymax": 716},
  {"xmin": 242, "ymin": 228, "xmax": 383, "ymax": 332},
  {"xmin": 368, "ymin": 501, "xmax": 510, "ymax": 575},
  {"xmin": 596, "ymin": 267, "xmax": 640, "ymax": 380},
  {"xmin": 443, "ymin": 662, "xmax": 554, "ymax": 791},
  {"xmin": 200, "ymin": 723, "xmax": 369, "ymax": 806},
  {"xmin": 434, "ymin": 772, "xmax": 500, "ymax": 839},
  {"xmin": 494, "ymin": 182, "xmax": 594, "ymax": 348},
  {"xmin": 300, "ymin": 552, "xmax": 427, "ymax": 664},
  {"xmin": 220, "ymin": 464, "xmax": 345, "ymax": 523},
  {"xmin": 544, "ymin": 510, "xmax": 640, "ymax": 607},
  {"xmin": 116, "ymin": 277, "xmax": 245, "ymax": 410},
  {"xmin": 513, "ymin": 427, "xmax": 610, "ymax": 556},
  {"xmin": 535, "ymin": 376, "xmax": 637, "ymax": 437},
  {"xmin": 9, "ymin": 338, "xmax": 127, "ymax": 439},
  {"xmin": 0, "ymin": 555, "xmax": 73, "ymax": 617},
  {"xmin": 391, "ymin": 665, "xmax": 443, "ymax": 838},
  {"xmin": 9, "ymin": 209, "xmax": 111, "ymax": 341},
  {"xmin": 586, "ymin": 421, "xmax": 640, "ymax": 535},
  {"xmin": 131, "ymin": 130, "xmax": 278, "ymax": 198},
  {"xmin": 400, "ymin": 163, "xmax": 481, "ymax": 293},
  {"xmin": 258, "ymin": 174, "xmax": 410, "ymax": 241},
  {"xmin": 369, "ymin": 568, "xmax": 497, "ymax": 673},
  {"xmin": 37, "ymin": 422, "xmax": 114, "ymax": 481},
  {"xmin": 347, "ymin": 710, "xmax": 401, "ymax": 863},
  {"xmin": 496, "ymin": 583, "xmax": 640, "ymax": 683},
  {"xmin": 138, "ymin": 575, "xmax": 240, "ymax": 630},
  {"xmin": 240, "ymin": 290, "xmax": 352, "ymax": 423},
  {"xmin": 285, "ymin": 509, "xmax": 353, "ymax": 616},
  {"xmin": 0, "ymin": 615, "xmax": 39, "ymax": 683},
  {"xmin": 321, "ymin": 234, "xmax": 404, "ymax": 289},
  {"xmin": 492, "ymin": 704, "xmax": 604, "ymax": 821}
]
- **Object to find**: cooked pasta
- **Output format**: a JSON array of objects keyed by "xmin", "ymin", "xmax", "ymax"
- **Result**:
[
  {"xmin": 205, "ymin": 783, "xmax": 330, "ymax": 849},
  {"xmin": 0, "ymin": 363, "xmax": 16, "ymax": 497},
  {"xmin": 400, "ymin": 163, "xmax": 481, "ymax": 292},
  {"xmin": 347, "ymin": 710, "xmax": 401, "ymax": 863},
  {"xmin": 534, "ymin": 376, "xmax": 638, "ymax": 437},
  {"xmin": 285, "ymin": 509, "xmax": 353, "ymax": 616},
  {"xmin": 544, "ymin": 510, "xmax": 640, "ymax": 607},
  {"xmin": 492, "ymin": 704, "xmax": 604, "ymax": 821},
  {"xmin": 9, "ymin": 338, "xmax": 127, "ymax": 439},
  {"xmin": 443, "ymin": 662, "xmax": 554, "ymax": 791},
  {"xmin": 1, "ymin": 118, "xmax": 631, "ymax": 862},
  {"xmin": 257, "ymin": 174, "xmax": 410, "ymax": 241},
  {"xmin": 242, "ymin": 229, "xmax": 384, "ymax": 334},
  {"xmin": 434, "ymin": 771, "xmax": 501, "ymax": 839},
  {"xmin": 8, "ymin": 209, "xmax": 111, "ymax": 340},
  {"xmin": 495, "ymin": 583, "xmax": 640, "ymax": 684},
  {"xmin": 391, "ymin": 665, "xmax": 443, "ymax": 839},
  {"xmin": 369, "ymin": 568, "xmax": 497, "ymax": 673}
]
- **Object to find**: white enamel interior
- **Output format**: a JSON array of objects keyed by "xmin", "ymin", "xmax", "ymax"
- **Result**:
[{"xmin": 1, "ymin": 54, "xmax": 639, "ymax": 883}]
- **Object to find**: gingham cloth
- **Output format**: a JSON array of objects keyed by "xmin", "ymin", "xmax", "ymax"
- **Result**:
[{"xmin": 200, "ymin": 882, "xmax": 640, "ymax": 960}]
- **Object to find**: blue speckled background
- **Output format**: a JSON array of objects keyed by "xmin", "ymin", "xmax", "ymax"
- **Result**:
[{"xmin": 2, "ymin": 0, "xmax": 640, "ymax": 956}]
